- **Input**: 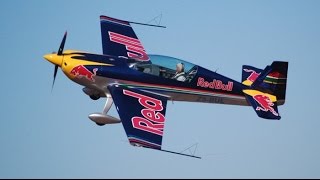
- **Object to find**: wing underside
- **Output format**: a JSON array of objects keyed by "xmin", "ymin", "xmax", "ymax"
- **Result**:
[{"xmin": 108, "ymin": 85, "xmax": 200, "ymax": 158}]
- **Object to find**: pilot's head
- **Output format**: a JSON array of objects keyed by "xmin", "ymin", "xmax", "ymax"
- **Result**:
[{"xmin": 176, "ymin": 63, "xmax": 185, "ymax": 73}]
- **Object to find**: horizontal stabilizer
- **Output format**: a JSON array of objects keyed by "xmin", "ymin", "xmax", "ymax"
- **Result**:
[{"xmin": 243, "ymin": 89, "xmax": 281, "ymax": 120}]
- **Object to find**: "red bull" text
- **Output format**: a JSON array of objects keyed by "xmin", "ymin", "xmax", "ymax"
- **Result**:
[
  {"xmin": 197, "ymin": 77, "xmax": 233, "ymax": 91},
  {"xmin": 123, "ymin": 89, "xmax": 165, "ymax": 136},
  {"xmin": 70, "ymin": 65, "xmax": 98, "ymax": 82}
]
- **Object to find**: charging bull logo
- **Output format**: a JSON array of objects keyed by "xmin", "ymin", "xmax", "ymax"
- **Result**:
[
  {"xmin": 253, "ymin": 94, "xmax": 279, "ymax": 116},
  {"xmin": 244, "ymin": 69, "xmax": 261, "ymax": 82},
  {"xmin": 71, "ymin": 65, "xmax": 98, "ymax": 82}
]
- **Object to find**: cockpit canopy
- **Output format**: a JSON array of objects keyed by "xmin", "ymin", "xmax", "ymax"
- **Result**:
[{"xmin": 128, "ymin": 55, "xmax": 198, "ymax": 83}]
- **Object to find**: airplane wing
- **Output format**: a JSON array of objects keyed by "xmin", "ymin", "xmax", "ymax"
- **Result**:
[
  {"xmin": 100, "ymin": 15, "xmax": 150, "ymax": 61},
  {"xmin": 108, "ymin": 85, "xmax": 200, "ymax": 158}
]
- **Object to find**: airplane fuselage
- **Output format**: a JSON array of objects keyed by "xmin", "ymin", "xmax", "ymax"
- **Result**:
[{"xmin": 60, "ymin": 50, "xmax": 249, "ymax": 106}]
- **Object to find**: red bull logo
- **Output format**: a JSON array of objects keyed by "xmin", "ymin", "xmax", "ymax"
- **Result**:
[
  {"xmin": 253, "ymin": 94, "xmax": 279, "ymax": 116},
  {"xmin": 244, "ymin": 69, "xmax": 260, "ymax": 82},
  {"xmin": 70, "ymin": 65, "xmax": 98, "ymax": 82}
]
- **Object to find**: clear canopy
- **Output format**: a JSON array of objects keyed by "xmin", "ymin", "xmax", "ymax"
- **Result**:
[{"xmin": 128, "ymin": 55, "xmax": 198, "ymax": 83}]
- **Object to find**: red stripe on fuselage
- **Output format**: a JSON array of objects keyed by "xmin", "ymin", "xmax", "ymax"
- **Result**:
[{"xmin": 116, "ymin": 79, "xmax": 244, "ymax": 98}]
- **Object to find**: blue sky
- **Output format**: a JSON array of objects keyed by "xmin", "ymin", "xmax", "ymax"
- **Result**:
[{"xmin": 1, "ymin": 0, "xmax": 320, "ymax": 178}]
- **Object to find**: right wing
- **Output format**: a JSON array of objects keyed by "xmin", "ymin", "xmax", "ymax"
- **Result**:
[
  {"xmin": 108, "ymin": 85, "xmax": 167, "ymax": 150},
  {"xmin": 100, "ymin": 15, "xmax": 149, "ymax": 61},
  {"xmin": 108, "ymin": 85, "xmax": 200, "ymax": 158}
]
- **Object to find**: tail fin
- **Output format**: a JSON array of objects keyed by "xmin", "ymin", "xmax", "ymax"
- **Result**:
[
  {"xmin": 242, "ymin": 61, "xmax": 288, "ymax": 104},
  {"xmin": 242, "ymin": 61, "xmax": 288, "ymax": 120}
]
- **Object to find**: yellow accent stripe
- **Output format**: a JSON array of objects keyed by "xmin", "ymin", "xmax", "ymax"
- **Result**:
[
  {"xmin": 242, "ymin": 80, "xmax": 253, "ymax": 86},
  {"xmin": 70, "ymin": 59, "xmax": 114, "ymax": 66},
  {"xmin": 243, "ymin": 89, "xmax": 277, "ymax": 102}
]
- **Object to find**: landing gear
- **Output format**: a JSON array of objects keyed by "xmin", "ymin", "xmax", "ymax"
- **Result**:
[
  {"xmin": 96, "ymin": 123, "xmax": 105, "ymax": 126},
  {"xmin": 88, "ymin": 94, "xmax": 121, "ymax": 125},
  {"xmin": 90, "ymin": 94, "xmax": 100, "ymax": 100},
  {"xmin": 83, "ymin": 87, "xmax": 101, "ymax": 100}
]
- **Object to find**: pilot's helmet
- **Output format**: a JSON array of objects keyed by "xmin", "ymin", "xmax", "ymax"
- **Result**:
[{"xmin": 176, "ymin": 63, "xmax": 185, "ymax": 72}]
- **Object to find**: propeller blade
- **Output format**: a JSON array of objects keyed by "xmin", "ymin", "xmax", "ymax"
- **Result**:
[
  {"xmin": 57, "ymin": 31, "xmax": 67, "ymax": 55},
  {"xmin": 51, "ymin": 65, "xmax": 58, "ymax": 92}
]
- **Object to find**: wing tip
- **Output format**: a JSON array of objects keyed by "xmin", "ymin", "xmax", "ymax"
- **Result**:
[{"xmin": 100, "ymin": 15, "xmax": 130, "ymax": 26}]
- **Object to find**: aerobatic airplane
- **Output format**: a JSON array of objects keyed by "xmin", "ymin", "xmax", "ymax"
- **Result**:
[{"xmin": 43, "ymin": 15, "xmax": 288, "ymax": 158}]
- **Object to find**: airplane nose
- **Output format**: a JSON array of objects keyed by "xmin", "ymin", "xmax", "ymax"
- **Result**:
[{"xmin": 43, "ymin": 54, "xmax": 63, "ymax": 67}]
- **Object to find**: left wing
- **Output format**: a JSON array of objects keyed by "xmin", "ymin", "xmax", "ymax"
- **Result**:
[
  {"xmin": 108, "ymin": 85, "xmax": 200, "ymax": 158},
  {"xmin": 100, "ymin": 15, "xmax": 149, "ymax": 61}
]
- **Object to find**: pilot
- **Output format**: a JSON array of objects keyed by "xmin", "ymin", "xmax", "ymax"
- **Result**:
[{"xmin": 172, "ymin": 63, "xmax": 186, "ymax": 82}]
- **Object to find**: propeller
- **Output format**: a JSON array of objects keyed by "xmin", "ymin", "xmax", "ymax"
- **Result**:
[
  {"xmin": 51, "ymin": 31, "xmax": 67, "ymax": 92},
  {"xmin": 51, "ymin": 65, "xmax": 59, "ymax": 92},
  {"xmin": 58, "ymin": 31, "xmax": 67, "ymax": 55}
]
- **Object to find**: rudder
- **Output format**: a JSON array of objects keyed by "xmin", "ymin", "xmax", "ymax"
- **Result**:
[
  {"xmin": 242, "ymin": 61, "xmax": 288, "ymax": 120},
  {"xmin": 251, "ymin": 61, "xmax": 288, "ymax": 105},
  {"xmin": 242, "ymin": 61, "xmax": 288, "ymax": 105}
]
